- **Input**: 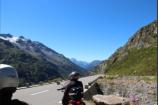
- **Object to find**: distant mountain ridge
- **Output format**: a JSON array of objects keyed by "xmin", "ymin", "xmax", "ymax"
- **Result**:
[
  {"xmin": 93, "ymin": 20, "xmax": 157, "ymax": 75},
  {"xmin": 87, "ymin": 60, "xmax": 102, "ymax": 70},
  {"xmin": 0, "ymin": 34, "xmax": 85, "ymax": 86},
  {"xmin": 70, "ymin": 58, "xmax": 102, "ymax": 70}
]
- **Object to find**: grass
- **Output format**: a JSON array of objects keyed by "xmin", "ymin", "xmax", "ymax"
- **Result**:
[
  {"xmin": 140, "ymin": 76, "xmax": 157, "ymax": 82},
  {"xmin": 98, "ymin": 75, "xmax": 157, "ymax": 84},
  {"xmin": 106, "ymin": 47, "xmax": 157, "ymax": 75}
]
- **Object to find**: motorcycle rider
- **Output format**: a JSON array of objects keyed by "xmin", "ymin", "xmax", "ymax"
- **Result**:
[
  {"xmin": 0, "ymin": 64, "xmax": 29, "ymax": 105},
  {"xmin": 61, "ymin": 71, "xmax": 84, "ymax": 105}
]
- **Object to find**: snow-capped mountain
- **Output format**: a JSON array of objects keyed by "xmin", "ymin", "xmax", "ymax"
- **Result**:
[
  {"xmin": 0, "ymin": 34, "xmax": 82, "ymax": 67},
  {"xmin": 0, "ymin": 34, "xmax": 85, "ymax": 85},
  {"xmin": 0, "ymin": 34, "xmax": 20, "ymax": 43}
]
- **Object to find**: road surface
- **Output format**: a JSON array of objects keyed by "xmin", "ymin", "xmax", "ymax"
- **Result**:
[{"xmin": 13, "ymin": 75, "xmax": 101, "ymax": 105}]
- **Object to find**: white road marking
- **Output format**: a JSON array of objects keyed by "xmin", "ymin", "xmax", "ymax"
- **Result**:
[{"xmin": 31, "ymin": 90, "xmax": 49, "ymax": 96}]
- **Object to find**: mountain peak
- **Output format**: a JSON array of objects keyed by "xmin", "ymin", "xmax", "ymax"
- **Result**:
[
  {"xmin": 19, "ymin": 36, "xmax": 25, "ymax": 39},
  {"xmin": 125, "ymin": 20, "xmax": 157, "ymax": 49},
  {"xmin": 93, "ymin": 20, "xmax": 157, "ymax": 75},
  {"xmin": 0, "ymin": 34, "xmax": 13, "ymax": 38}
]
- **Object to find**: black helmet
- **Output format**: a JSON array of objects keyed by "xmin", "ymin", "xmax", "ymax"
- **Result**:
[
  {"xmin": 68, "ymin": 71, "xmax": 80, "ymax": 80},
  {"xmin": 0, "ymin": 64, "xmax": 19, "ymax": 90}
]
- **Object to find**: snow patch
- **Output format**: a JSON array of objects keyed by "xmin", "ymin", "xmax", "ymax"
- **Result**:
[{"xmin": 0, "ymin": 36, "xmax": 19, "ymax": 44}]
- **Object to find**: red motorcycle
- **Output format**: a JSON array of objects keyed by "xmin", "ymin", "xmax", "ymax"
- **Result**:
[
  {"xmin": 68, "ymin": 99, "xmax": 86, "ymax": 105},
  {"xmin": 57, "ymin": 88, "xmax": 86, "ymax": 105}
]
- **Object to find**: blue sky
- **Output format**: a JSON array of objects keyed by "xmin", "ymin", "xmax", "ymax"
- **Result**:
[{"xmin": 0, "ymin": 0, "xmax": 156, "ymax": 62}]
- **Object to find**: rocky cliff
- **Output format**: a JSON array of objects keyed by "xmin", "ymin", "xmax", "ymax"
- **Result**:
[{"xmin": 93, "ymin": 20, "xmax": 157, "ymax": 75}]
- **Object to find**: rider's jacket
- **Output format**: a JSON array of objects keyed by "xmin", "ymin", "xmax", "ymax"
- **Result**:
[
  {"xmin": 0, "ymin": 99, "xmax": 29, "ymax": 105},
  {"xmin": 62, "ymin": 80, "xmax": 83, "ymax": 105},
  {"xmin": 0, "ymin": 88, "xmax": 29, "ymax": 105},
  {"xmin": 9, "ymin": 99, "xmax": 29, "ymax": 105}
]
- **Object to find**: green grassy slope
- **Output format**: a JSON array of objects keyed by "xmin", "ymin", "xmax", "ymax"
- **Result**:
[{"xmin": 106, "ymin": 47, "xmax": 157, "ymax": 75}]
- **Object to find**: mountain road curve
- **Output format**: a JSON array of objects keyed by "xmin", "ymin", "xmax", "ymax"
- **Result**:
[{"xmin": 13, "ymin": 75, "xmax": 102, "ymax": 105}]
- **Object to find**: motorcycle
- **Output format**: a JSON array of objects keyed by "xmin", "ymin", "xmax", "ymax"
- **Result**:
[
  {"xmin": 68, "ymin": 99, "xmax": 85, "ymax": 105},
  {"xmin": 57, "ymin": 87, "xmax": 86, "ymax": 105}
]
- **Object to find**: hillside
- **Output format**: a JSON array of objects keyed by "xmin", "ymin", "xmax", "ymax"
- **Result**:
[
  {"xmin": 93, "ymin": 20, "xmax": 157, "ymax": 75},
  {"xmin": 0, "ymin": 34, "xmax": 85, "ymax": 86}
]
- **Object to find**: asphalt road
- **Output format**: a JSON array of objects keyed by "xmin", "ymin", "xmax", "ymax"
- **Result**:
[{"xmin": 13, "ymin": 75, "xmax": 101, "ymax": 105}]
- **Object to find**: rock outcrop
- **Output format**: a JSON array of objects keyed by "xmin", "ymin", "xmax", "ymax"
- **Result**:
[{"xmin": 93, "ymin": 95, "xmax": 130, "ymax": 105}]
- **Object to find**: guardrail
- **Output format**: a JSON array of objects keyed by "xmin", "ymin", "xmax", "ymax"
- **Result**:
[
  {"xmin": 84, "ymin": 75, "xmax": 103, "ymax": 90},
  {"xmin": 83, "ymin": 75, "xmax": 103, "ymax": 100}
]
